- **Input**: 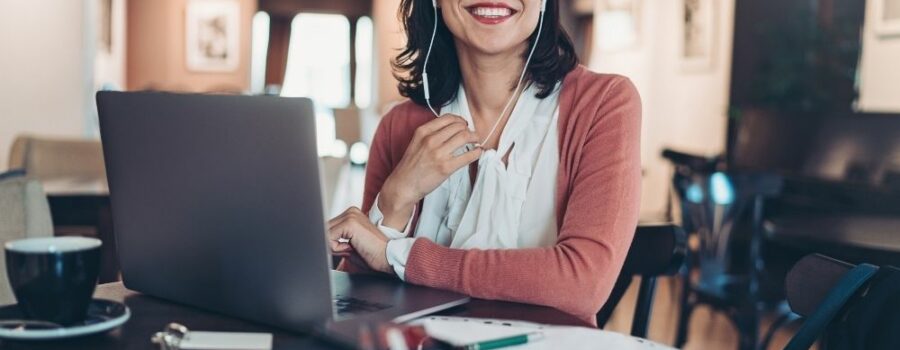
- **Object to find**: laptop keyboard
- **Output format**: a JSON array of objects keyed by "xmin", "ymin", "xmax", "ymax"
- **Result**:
[{"xmin": 333, "ymin": 295, "xmax": 392, "ymax": 316}]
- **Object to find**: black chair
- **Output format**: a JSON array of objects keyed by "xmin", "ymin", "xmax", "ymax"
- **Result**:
[
  {"xmin": 597, "ymin": 223, "xmax": 687, "ymax": 338},
  {"xmin": 783, "ymin": 254, "xmax": 900, "ymax": 350},
  {"xmin": 784, "ymin": 254, "xmax": 855, "ymax": 350},
  {"xmin": 665, "ymin": 155, "xmax": 788, "ymax": 350},
  {"xmin": 785, "ymin": 254, "xmax": 855, "ymax": 312}
]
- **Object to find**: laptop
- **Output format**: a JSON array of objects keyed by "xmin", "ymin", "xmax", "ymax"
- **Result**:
[{"xmin": 96, "ymin": 91, "xmax": 468, "ymax": 333}]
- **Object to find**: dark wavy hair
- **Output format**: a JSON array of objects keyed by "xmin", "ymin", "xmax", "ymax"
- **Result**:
[{"xmin": 392, "ymin": 0, "xmax": 578, "ymax": 109}]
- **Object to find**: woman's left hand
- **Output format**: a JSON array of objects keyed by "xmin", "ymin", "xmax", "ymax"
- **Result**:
[{"xmin": 327, "ymin": 207, "xmax": 392, "ymax": 274}]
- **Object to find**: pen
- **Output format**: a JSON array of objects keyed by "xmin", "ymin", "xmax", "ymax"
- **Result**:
[
  {"xmin": 336, "ymin": 238, "xmax": 350, "ymax": 244},
  {"xmin": 458, "ymin": 331, "xmax": 544, "ymax": 350}
]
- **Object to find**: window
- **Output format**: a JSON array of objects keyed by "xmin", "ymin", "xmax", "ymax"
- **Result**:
[
  {"xmin": 281, "ymin": 14, "xmax": 351, "ymax": 107},
  {"xmin": 250, "ymin": 11, "xmax": 270, "ymax": 94},
  {"xmin": 354, "ymin": 16, "xmax": 374, "ymax": 109},
  {"xmin": 281, "ymin": 14, "xmax": 353, "ymax": 156}
]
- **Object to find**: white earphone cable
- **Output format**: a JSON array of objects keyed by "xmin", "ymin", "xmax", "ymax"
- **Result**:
[
  {"xmin": 423, "ymin": 3, "xmax": 440, "ymax": 117},
  {"xmin": 422, "ymin": 1, "xmax": 547, "ymax": 147},
  {"xmin": 479, "ymin": 8, "xmax": 545, "ymax": 147}
]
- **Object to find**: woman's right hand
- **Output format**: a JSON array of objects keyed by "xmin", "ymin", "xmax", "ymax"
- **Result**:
[{"xmin": 378, "ymin": 115, "xmax": 483, "ymax": 230}]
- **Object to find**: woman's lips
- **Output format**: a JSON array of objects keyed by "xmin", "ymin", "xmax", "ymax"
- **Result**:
[{"xmin": 466, "ymin": 3, "xmax": 518, "ymax": 25}]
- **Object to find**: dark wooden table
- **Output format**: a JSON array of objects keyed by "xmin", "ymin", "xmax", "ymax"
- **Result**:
[
  {"xmin": 765, "ymin": 214, "xmax": 900, "ymax": 266},
  {"xmin": 0, "ymin": 282, "xmax": 591, "ymax": 350},
  {"xmin": 43, "ymin": 179, "xmax": 119, "ymax": 283}
]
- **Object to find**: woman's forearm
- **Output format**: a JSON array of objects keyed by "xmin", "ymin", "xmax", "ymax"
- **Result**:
[
  {"xmin": 402, "ymin": 238, "xmax": 626, "ymax": 324},
  {"xmin": 378, "ymin": 177, "xmax": 418, "ymax": 231}
]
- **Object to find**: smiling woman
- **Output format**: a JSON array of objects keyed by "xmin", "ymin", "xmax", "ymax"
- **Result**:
[{"xmin": 330, "ymin": 0, "xmax": 641, "ymax": 325}]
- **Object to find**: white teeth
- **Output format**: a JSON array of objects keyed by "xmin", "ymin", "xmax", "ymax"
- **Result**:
[{"xmin": 471, "ymin": 7, "xmax": 512, "ymax": 18}]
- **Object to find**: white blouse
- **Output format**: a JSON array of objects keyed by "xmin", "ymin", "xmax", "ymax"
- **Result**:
[{"xmin": 369, "ymin": 82, "xmax": 561, "ymax": 280}]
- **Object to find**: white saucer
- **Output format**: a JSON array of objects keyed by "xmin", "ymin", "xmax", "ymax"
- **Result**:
[{"xmin": 0, "ymin": 299, "xmax": 130, "ymax": 340}]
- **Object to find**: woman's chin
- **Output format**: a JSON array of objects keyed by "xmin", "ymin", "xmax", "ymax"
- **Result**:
[
  {"xmin": 475, "ymin": 45, "xmax": 520, "ymax": 57},
  {"xmin": 455, "ymin": 25, "xmax": 534, "ymax": 57},
  {"xmin": 461, "ymin": 37, "xmax": 526, "ymax": 57}
]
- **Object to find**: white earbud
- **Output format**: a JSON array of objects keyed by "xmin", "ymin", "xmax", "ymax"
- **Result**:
[{"xmin": 423, "ymin": 0, "xmax": 548, "ymax": 145}]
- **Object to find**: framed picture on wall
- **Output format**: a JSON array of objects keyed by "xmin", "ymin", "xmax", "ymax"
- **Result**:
[
  {"xmin": 874, "ymin": 0, "xmax": 900, "ymax": 37},
  {"xmin": 680, "ymin": 0, "xmax": 717, "ymax": 72},
  {"xmin": 185, "ymin": 0, "xmax": 240, "ymax": 72},
  {"xmin": 594, "ymin": 0, "xmax": 642, "ymax": 52}
]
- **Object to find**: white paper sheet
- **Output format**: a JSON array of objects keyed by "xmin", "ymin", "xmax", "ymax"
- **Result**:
[
  {"xmin": 180, "ymin": 331, "xmax": 273, "ymax": 350},
  {"xmin": 415, "ymin": 316, "xmax": 675, "ymax": 350}
]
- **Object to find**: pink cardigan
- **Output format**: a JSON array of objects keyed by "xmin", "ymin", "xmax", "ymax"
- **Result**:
[{"xmin": 348, "ymin": 65, "xmax": 642, "ymax": 324}]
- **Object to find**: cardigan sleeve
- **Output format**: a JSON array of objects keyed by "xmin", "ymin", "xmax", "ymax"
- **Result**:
[
  {"xmin": 361, "ymin": 112, "xmax": 395, "ymax": 214},
  {"xmin": 402, "ymin": 78, "xmax": 642, "ymax": 322}
]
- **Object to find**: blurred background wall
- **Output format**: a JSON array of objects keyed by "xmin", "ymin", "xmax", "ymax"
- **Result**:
[
  {"xmin": 591, "ymin": 0, "xmax": 736, "ymax": 216},
  {"xmin": 373, "ymin": 0, "xmax": 404, "ymax": 114},
  {"xmin": 126, "ymin": 0, "xmax": 257, "ymax": 93},
  {"xmin": 858, "ymin": 0, "xmax": 900, "ymax": 113},
  {"xmin": 0, "ymin": 0, "xmax": 96, "ymax": 168}
]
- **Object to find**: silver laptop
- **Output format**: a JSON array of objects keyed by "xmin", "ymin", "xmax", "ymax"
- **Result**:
[{"xmin": 96, "ymin": 91, "xmax": 468, "ymax": 333}]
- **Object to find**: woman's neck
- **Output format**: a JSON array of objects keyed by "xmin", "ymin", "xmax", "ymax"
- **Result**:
[{"xmin": 455, "ymin": 43, "xmax": 527, "ymax": 134}]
